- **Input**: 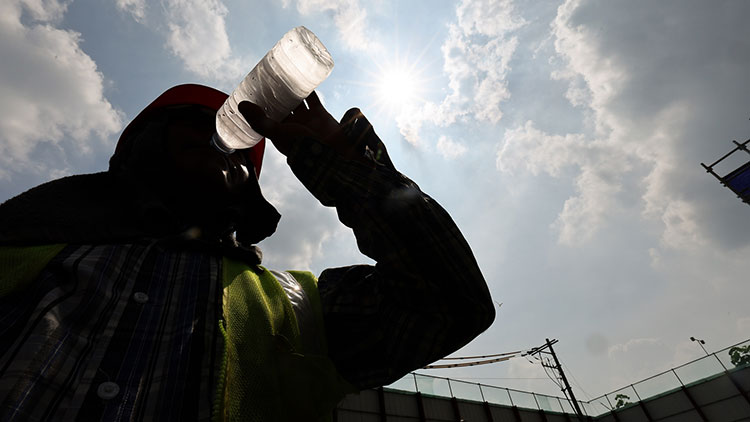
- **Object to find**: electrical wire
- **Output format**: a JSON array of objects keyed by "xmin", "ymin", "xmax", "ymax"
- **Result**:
[
  {"xmin": 439, "ymin": 350, "xmax": 522, "ymax": 360},
  {"xmin": 525, "ymin": 341, "xmax": 586, "ymax": 416},
  {"xmin": 540, "ymin": 357, "xmax": 564, "ymax": 390},
  {"xmin": 423, "ymin": 355, "xmax": 513, "ymax": 369},
  {"xmin": 561, "ymin": 360, "xmax": 593, "ymax": 400}
]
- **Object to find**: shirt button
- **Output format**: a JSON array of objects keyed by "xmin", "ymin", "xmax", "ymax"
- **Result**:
[
  {"xmin": 97, "ymin": 381, "xmax": 120, "ymax": 400},
  {"xmin": 133, "ymin": 292, "xmax": 149, "ymax": 304}
]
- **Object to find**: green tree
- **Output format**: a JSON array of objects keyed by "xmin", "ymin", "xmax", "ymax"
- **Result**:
[
  {"xmin": 728, "ymin": 345, "xmax": 750, "ymax": 367},
  {"xmin": 614, "ymin": 394, "xmax": 631, "ymax": 409}
]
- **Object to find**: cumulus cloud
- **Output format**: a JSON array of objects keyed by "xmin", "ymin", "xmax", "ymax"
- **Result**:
[
  {"xmin": 658, "ymin": 199, "xmax": 706, "ymax": 250},
  {"xmin": 498, "ymin": 0, "xmax": 750, "ymax": 248},
  {"xmin": 0, "ymin": 0, "xmax": 122, "ymax": 179},
  {"xmin": 396, "ymin": 0, "xmax": 524, "ymax": 147},
  {"xmin": 115, "ymin": 0, "xmax": 146, "ymax": 22},
  {"xmin": 117, "ymin": 0, "xmax": 245, "ymax": 82},
  {"xmin": 162, "ymin": 0, "xmax": 245, "ymax": 81},
  {"xmin": 498, "ymin": 121, "xmax": 630, "ymax": 244},
  {"xmin": 285, "ymin": 0, "xmax": 374, "ymax": 51},
  {"xmin": 436, "ymin": 135, "xmax": 467, "ymax": 159},
  {"xmin": 498, "ymin": 121, "xmax": 590, "ymax": 177},
  {"xmin": 393, "ymin": 104, "xmax": 427, "ymax": 147},
  {"xmin": 443, "ymin": 24, "xmax": 519, "ymax": 124}
]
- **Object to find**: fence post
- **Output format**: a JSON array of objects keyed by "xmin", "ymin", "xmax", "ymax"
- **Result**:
[{"xmin": 532, "ymin": 393, "xmax": 541, "ymax": 410}]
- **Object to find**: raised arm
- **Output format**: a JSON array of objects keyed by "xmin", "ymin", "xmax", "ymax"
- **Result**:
[{"xmin": 240, "ymin": 94, "xmax": 495, "ymax": 389}]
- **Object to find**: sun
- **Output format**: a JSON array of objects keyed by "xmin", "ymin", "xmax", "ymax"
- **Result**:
[
  {"xmin": 349, "ymin": 40, "xmax": 440, "ymax": 117},
  {"xmin": 377, "ymin": 67, "xmax": 420, "ymax": 108}
]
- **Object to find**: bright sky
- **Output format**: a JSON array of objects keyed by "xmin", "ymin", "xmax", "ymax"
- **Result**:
[{"xmin": 2, "ymin": 0, "xmax": 750, "ymax": 400}]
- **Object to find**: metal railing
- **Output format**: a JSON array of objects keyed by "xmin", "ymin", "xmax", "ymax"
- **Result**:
[
  {"xmin": 385, "ymin": 338, "xmax": 750, "ymax": 417},
  {"xmin": 386, "ymin": 372, "xmax": 588, "ymax": 415},
  {"xmin": 583, "ymin": 338, "xmax": 750, "ymax": 416}
]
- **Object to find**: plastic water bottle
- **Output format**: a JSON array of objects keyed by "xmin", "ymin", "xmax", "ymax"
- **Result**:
[{"xmin": 211, "ymin": 26, "xmax": 334, "ymax": 153}]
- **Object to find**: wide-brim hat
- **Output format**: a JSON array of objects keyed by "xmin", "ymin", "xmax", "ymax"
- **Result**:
[{"xmin": 111, "ymin": 84, "xmax": 265, "ymax": 178}]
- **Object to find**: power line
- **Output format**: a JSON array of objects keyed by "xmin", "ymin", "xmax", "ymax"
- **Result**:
[
  {"xmin": 540, "ymin": 357, "xmax": 564, "ymax": 390},
  {"xmin": 561, "ymin": 361, "xmax": 593, "ymax": 401},
  {"xmin": 424, "ymin": 348, "xmax": 526, "ymax": 369},
  {"xmin": 440, "ymin": 350, "xmax": 522, "ymax": 360},
  {"xmin": 423, "ymin": 355, "xmax": 513, "ymax": 369}
]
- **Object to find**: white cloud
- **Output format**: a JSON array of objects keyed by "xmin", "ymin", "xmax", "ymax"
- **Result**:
[
  {"xmin": 393, "ymin": 102, "xmax": 445, "ymax": 148},
  {"xmin": 257, "ymin": 147, "xmax": 363, "ymax": 272},
  {"xmin": 396, "ymin": 0, "xmax": 524, "ymax": 147},
  {"xmin": 456, "ymin": 0, "xmax": 524, "ymax": 36},
  {"xmin": 553, "ymin": 170, "xmax": 619, "ymax": 245},
  {"xmin": 498, "ymin": 121, "xmax": 589, "ymax": 177},
  {"xmin": 608, "ymin": 337, "xmax": 661, "ymax": 359},
  {"xmin": 115, "ymin": 0, "xmax": 146, "ymax": 22},
  {"xmin": 498, "ymin": 0, "xmax": 750, "ymax": 249},
  {"xmin": 116, "ymin": 0, "xmax": 245, "ymax": 82},
  {"xmin": 606, "ymin": 338, "xmax": 672, "ymax": 385},
  {"xmin": 0, "ymin": 0, "xmax": 122, "ymax": 178},
  {"xmin": 551, "ymin": 0, "xmax": 626, "ymax": 120},
  {"xmin": 162, "ymin": 0, "xmax": 244, "ymax": 81},
  {"xmin": 658, "ymin": 199, "xmax": 705, "ymax": 250},
  {"xmin": 444, "ymin": 0, "xmax": 525, "ymax": 124},
  {"xmin": 497, "ymin": 121, "xmax": 630, "ymax": 244},
  {"xmin": 447, "ymin": 0, "xmax": 524, "ymax": 123},
  {"xmin": 436, "ymin": 135, "xmax": 467, "ymax": 159},
  {"xmin": 13, "ymin": 0, "xmax": 68, "ymax": 21},
  {"xmin": 286, "ymin": 0, "xmax": 374, "ymax": 51}
]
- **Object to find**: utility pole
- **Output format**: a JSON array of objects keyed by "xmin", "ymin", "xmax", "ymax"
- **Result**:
[{"xmin": 526, "ymin": 338, "xmax": 585, "ymax": 420}]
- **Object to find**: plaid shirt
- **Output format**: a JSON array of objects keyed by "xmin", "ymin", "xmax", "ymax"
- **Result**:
[
  {"xmin": 0, "ymin": 243, "xmax": 224, "ymax": 421},
  {"xmin": 0, "ymin": 110, "xmax": 494, "ymax": 420},
  {"xmin": 293, "ymin": 110, "xmax": 495, "ymax": 388}
]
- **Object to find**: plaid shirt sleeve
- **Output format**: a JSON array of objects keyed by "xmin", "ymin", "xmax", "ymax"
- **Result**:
[{"xmin": 283, "ymin": 109, "xmax": 496, "ymax": 389}]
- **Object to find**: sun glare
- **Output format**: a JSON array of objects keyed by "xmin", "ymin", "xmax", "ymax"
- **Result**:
[
  {"xmin": 377, "ymin": 67, "xmax": 419, "ymax": 107},
  {"xmin": 350, "ymin": 38, "xmax": 440, "ymax": 117}
]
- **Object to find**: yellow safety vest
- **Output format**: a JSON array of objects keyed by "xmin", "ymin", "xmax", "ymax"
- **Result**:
[{"xmin": 218, "ymin": 259, "xmax": 355, "ymax": 421}]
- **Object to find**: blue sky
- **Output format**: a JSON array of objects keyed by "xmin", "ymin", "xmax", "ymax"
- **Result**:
[{"xmin": 2, "ymin": 0, "xmax": 750, "ymax": 400}]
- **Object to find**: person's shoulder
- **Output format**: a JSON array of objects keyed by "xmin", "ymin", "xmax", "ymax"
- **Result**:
[
  {"xmin": 1, "ymin": 172, "xmax": 111, "ymax": 209},
  {"xmin": 0, "ymin": 172, "xmax": 113, "ymax": 244}
]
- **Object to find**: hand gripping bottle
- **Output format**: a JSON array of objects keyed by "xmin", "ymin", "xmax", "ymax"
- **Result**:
[{"xmin": 211, "ymin": 26, "xmax": 334, "ymax": 153}]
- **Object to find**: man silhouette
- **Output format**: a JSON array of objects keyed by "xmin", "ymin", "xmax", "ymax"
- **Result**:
[{"xmin": 0, "ymin": 84, "xmax": 495, "ymax": 421}]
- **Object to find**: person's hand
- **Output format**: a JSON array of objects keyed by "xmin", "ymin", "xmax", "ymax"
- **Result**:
[{"xmin": 238, "ymin": 92, "xmax": 361, "ymax": 161}]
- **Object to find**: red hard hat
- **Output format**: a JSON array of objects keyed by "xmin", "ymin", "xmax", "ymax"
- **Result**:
[{"xmin": 113, "ymin": 84, "xmax": 265, "ymax": 178}]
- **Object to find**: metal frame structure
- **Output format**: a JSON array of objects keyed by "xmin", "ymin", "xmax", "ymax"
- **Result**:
[{"xmin": 701, "ymin": 139, "xmax": 750, "ymax": 204}]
